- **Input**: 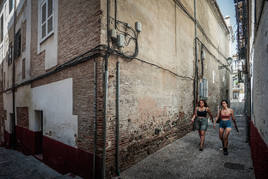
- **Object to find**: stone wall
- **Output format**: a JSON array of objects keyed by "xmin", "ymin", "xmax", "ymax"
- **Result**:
[{"xmin": 100, "ymin": 0, "xmax": 231, "ymax": 176}]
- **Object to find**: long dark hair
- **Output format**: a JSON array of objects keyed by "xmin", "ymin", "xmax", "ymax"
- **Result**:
[
  {"xmin": 220, "ymin": 100, "xmax": 229, "ymax": 107},
  {"xmin": 198, "ymin": 100, "xmax": 208, "ymax": 107}
]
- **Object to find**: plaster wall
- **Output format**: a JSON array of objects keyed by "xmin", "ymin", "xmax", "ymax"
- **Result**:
[
  {"xmin": 31, "ymin": 78, "xmax": 78, "ymax": 147},
  {"xmin": 252, "ymin": 3, "xmax": 268, "ymax": 145},
  {"xmin": 100, "ymin": 0, "xmax": 230, "ymax": 173}
]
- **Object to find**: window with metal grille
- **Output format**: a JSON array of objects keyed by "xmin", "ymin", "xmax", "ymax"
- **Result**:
[
  {"xmin": 40, "ymin": 0, "xmax": 53, "ymax": 41},
  {"xmin": 199, "ymin": 79, "xmax": 208, "ymax": 99},
  {"xmin": 15, "ymin": 29, "xmax": 21, "ymax": 58}
]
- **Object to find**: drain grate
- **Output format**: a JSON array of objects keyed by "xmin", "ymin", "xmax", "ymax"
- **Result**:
[{"xmin": 224, "ymin": 162, "xmax": 245, "ymax": 170}]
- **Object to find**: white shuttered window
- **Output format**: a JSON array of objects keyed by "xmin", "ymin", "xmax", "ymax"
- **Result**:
[{"xmin": 41, "ymin": 0, "xmax": 54, "ymax": 41}]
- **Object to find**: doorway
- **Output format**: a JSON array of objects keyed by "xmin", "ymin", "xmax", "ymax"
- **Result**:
[{"xmin": 35, "ymin": 110, "xmax": 43, "ymax": 160}]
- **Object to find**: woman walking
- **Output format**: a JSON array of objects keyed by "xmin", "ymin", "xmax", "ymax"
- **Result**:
[
  {"xmin": 191, "ymin": 100, "xmax": 214, "ymax": 151},
  {"xmin": 214, "ymin": 100, "xmax": 239, "ymax": 155}
]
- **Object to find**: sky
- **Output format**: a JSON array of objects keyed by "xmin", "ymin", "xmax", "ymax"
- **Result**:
[{"xmin": 216, "ymin": 0, "xmax": 237, "ymax": 56}]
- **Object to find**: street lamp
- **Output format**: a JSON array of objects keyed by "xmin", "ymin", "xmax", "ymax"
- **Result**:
[
  {"xmin": 218, "ymin": 57, "xmax": 233, "ymax": 70},
  {"xmin": 227, "ymin": 57, "xmax": 233, "ymax": 65}
]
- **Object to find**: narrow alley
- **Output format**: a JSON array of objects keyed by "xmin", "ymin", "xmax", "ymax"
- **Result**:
[
  {"xmin": 120, "ymin": 104, "xmax": 254, "ymax": 179},
  {"xmin": 0, "ymin": 0, "xmax": 267, "ymax": 178}
]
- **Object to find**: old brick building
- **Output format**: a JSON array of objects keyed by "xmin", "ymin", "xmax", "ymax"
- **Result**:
[{"xmin": 0, "ymin": 0, "xmax": 232, "ymax": 178}]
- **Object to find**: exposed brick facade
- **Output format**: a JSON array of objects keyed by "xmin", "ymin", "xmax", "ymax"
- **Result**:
[
  {"xmin": 30, "ymin": 0, "xmax": 46, "ymax": 77},
  {"xmin": 58, "ymin": 0, "xmax": 101, "ymax": 65},
  {"xmin": 16, "ymin": 107, "xmax": 29, "ymax": 129}
]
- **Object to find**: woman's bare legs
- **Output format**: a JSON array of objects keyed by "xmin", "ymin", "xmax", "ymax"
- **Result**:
[
  {"xmin": 223, "ymin": 128, "xmax": 231, "ymax": 148},
  {"xmin": 200, "ymin": 130, "xmax": 205, "ymax": 150},
  {"xmin": 219, "ymin": 128, "xmax": 224, "ymax": 148}
]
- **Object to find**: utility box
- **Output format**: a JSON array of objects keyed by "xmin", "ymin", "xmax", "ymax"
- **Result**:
[
  {"xmin": 117, "ymin": 34, "xmax": 125, "ymax": 48},
  {"xmin": 135, "ymin": 22, "xmax": 142, "ymax": 32}
]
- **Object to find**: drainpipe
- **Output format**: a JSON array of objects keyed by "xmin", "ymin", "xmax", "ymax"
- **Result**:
[
  {"xmin": 11, "ymin": 0, "xmax": 17, "ymax": 149},
  {"xmin": 93, "ymin": 60, "xmax": 97, "ymax": 179},
  {"xmin": 102, "ymin": 56, "xmax": 108, "ymax": 179},
  {"xmin": 193, "ymin": 0, "xmax": 198, "ymax": 110},
  {"xmin": 115, "ymin": 61, "xmax": 120, "ymax": 176},
  {"xmin": 102, "ymin": 0, "xmax": 110, "ymax": 178}
]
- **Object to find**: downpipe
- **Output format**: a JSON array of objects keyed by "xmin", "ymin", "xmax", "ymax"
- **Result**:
[
  {"xmin": 102, "ymin": 0, "xmax": 110, "ymax": 178},
  {"xmin": 115, "ymin": 61, "xmax": 120, "ymax": 176},
  {"xmin": 11, "ymin": 0, "xmax": 17, "ymax": 149},
  {"xmin": 193, "ymin": 0, "xmax": 198, "ymax": 110},
  {"xmin": 93, "ymin": 60, "xmax": 97, "ymax": 179}
]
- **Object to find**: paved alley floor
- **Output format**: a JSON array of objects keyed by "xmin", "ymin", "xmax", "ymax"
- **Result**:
[
  {"xmin": 0, "ymin": 147, "xmax": 79, "ymax": 179},
  {"xmin": 120, "ymin": 115, "xmax": 255, "ymax": 179}
]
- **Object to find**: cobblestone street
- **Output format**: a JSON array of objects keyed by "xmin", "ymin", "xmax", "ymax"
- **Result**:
[
  {"xmin": 0, "ymin": 147, "xmax": 79, "ymax": 179},
  {"xmin": 120, "ymin": 115, "xmax": 255, "ymax": 179}
]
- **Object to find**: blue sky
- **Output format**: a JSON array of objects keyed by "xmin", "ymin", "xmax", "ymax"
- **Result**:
[{"xmin": 217, "ymin": 0, "xmax": 237, "ymax": 56}]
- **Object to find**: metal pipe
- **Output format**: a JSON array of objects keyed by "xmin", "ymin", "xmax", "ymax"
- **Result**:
[
  {"xmin": 11, "ymin": 0, "xmax": 17, "ymax": 149},
  {"xmin": 114, "ymin": 0, "xmax": 117, "ymax": 29},
  {"xmin": 102, "ymin": 64, "xmax": 108, "ymax": 179},
  {"xmin": 102, "ymin": 0, "xmax": 111, "ymax": 178},
  {"xmin": 115, "ymin": 61, "xmax": 120, "ymax": 176},
  {"xmin": 193, "ymin": 0, "xmax": 198, "ymax": 110},
  {"xmin": 93, "ymin": 60, "xmax": 97, "ymax": 179}
]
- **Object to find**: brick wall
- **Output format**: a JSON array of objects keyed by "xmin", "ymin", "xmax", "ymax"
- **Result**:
[
  {"xmin": 27, "ymin": 0, "xmax": 104, "ymax": 177},
  {"xmin": 58, "ymin": 0, "xmax": 101, "ymax": 65},
  {"xmin": 31, "ymin": 56, "xmax": 104, "ymax": 153},
  {"xmin": 30, "ymin": 0, "xmax": 103, "ymax": 152},
  {"xmin": 104, "ymin": 57, "xmax": 193, "ymax": 176},
  {"xmin": 30, "ymin": 0, "xmax": 102, "ymax": 78},
  {"xmin": 30, "ymin": 0, "xmax": 45, "ymax": 77},
  {"xmin": 16, "ymin": 107, "xmax": 29, "ymax": 129}
]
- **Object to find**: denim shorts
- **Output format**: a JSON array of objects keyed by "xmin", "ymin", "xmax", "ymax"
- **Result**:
[
  {"xmin": 194, "ymin": 117, "xmax": 208, "ymax": 131},
  {"xmin": 219, "ymin": 120, "xmax": 232, "ymax": 129}
]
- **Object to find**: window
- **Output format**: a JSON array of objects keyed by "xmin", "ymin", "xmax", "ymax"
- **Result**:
[
  {"xmin": 199, "ymin": 79, "xmax": 208, "ymax": 99},
  {"xmin": 41, "ymin": 0, "xmax": 54, "ymax": 41},
  {"xmin": 0, "ymin": 15, "xmax": 3, "ymax": 42},
  {"xmin": 8, "ymin": 43, "xmax": 13, "ymax": 65},
  {"xmin": 14, "ymin": 29, "xmax": 21, "ymax": 58},
  {"xmin": 9, "ymin": 0, "xmax": 13, "ymax": 14}
]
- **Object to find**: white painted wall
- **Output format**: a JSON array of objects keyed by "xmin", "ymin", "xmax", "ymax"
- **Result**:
[
  {"xmin": 31, "ymin": 78, "xmax": 78, "ymax": 147},
  {"xmin": 251, "ymin": 2, "xmax": 268, "ymax": 145},
  {"xmin": 37, "ymin": 0, "xmax": 58, "ymax": 70},
  {"xmin": 3, "ymin": 92, "xmax": 13, "ymax": 133},
  {"xmin": 14, "ymin": 78, "xmax": 78, "ymax": 147}
]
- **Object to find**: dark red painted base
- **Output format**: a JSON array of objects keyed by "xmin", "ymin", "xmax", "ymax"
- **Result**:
[
  {"xmin": 4, "ymin": 126, "xmax": 101, "ymax": 179},
  {"xmin": 15, "ymin": 126, "xmax": 42, "ymax": 155},
  {"xmin": 4, "ymin": 130, "xmax": 11, "ymax": 148},
  {"xmin": 250, "ymin": 121, "xmax": 268, "ymax": 179},
  {"xmin": 43, "ymin": 136, "xmax": 101, "ymax": 179}
]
